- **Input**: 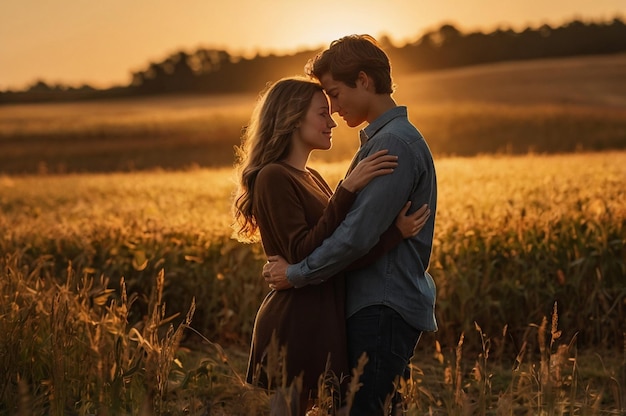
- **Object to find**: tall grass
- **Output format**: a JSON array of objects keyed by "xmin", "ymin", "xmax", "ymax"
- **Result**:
[
  {"xmin": 2, "ymin": 153, "xmax": 623, "ymax": 348},
  {"xmin": 1, "ymin": 254, "xmax": 623, "ymax": 414},
  {"xmin": 0, "ymin": 253, "xmax": 196, "ymax": 415},
  {"xmin": 1, "ymin": 152, "xmax": 625, "ymax": 414}
]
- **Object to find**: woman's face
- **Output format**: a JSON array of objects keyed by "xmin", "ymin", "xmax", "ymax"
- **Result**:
[{"xmin": 296, "ymin": 91, "xmax": 337, "ymax": 152}]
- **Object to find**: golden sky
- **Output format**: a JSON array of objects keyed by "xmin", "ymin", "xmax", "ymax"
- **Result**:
[{"xmin": 0, "ymin": 0, "xmax": 623, "ymax": 90}]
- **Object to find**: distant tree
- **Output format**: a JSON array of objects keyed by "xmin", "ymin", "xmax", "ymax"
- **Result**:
[
  {"xmin": 131, "ymin": 70, "xmax": 146, "ymax": 87},
  {"xmin": 377, "ymin": 34, "xmax": 394, "ymax": 49},
  {"xmin": 28, "ymin": 80, "xmax": 52, "ymax": 92},
  {"xmin": 4, "ymin": 17, "xmax": 626, "ymax": 102},
  {"xmin": 437, "ymin": 24, "xmax": 462, "ymax": 46},
  {"xmin": 169, "ymin": 51, "xmax": 195, "ymax": 90}
]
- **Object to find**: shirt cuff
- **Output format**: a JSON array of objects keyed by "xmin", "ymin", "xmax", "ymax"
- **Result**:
[{"xmin": 286, "ymin": 262, "xmax": 308, "ymax": 288}]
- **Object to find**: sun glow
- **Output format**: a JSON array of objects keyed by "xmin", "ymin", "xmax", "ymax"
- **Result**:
[{"xmin": 0, "ymin": 0, "xmax": 623, "ymax": 89}]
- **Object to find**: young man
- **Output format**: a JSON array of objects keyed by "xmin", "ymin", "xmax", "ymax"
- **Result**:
[{"xmin": 263, "ymin": 35, "xmax": 438, "ymax": 415}]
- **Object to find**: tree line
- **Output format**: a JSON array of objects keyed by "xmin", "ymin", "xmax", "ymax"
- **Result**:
[{"xmin": 2, "ymin": 17, "xmax": 625, "ymax": 103}]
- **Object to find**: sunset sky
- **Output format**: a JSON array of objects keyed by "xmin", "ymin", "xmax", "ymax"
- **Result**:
[{"xmin": 0, "ymin": 0, "xmax": 623, "ymax": 90}]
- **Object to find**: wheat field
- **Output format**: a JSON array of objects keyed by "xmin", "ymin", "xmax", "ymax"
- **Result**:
[
  {"xmin": 1, "ymin": 151, "xmax": 625, "ymax": 414},
  {"xmin": 1, "ymin": 53, "xmax": 625, "ymax": 414}
]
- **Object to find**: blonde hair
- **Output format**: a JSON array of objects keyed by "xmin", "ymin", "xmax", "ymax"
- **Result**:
[{"xmin": 233, "ymin": 77, "xmax": 323, "ymax": 242}]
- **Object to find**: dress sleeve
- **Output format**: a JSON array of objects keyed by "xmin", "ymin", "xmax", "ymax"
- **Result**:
[{"xmin": 254, "ymin": 165, "xmax": 357, "ymax": 264}]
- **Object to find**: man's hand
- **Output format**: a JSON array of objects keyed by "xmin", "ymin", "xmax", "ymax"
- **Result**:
[{"xmin": 263, "ymin": 255, "xmax": 293, "ymax": 291}]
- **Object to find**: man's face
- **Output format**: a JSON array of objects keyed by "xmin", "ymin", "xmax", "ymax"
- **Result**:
[{"xmin": 319, "ymin": 72, "xmax": 370, "ymax": 128}]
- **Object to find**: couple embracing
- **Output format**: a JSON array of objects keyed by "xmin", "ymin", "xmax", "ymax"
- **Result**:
[{"xmin": 233, "ymin": 34, "xmax": 437, "ymax": 416}]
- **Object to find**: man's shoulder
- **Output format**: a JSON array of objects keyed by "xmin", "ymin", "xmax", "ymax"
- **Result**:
[
  {"xmin": 377, "ymin": 117, "xmax": 424, "ymax": 147},
  {"xmin": 372, "ymin": 119, "xmax": 434, "ymax": 169},
  {"xmin": 389, "ymin": 113, "xmax": 422, "ymax": 134}
]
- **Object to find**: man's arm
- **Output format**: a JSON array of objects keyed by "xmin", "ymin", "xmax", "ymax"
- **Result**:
[
  {"xmin": 286, "ymin": 136, "xmax": 418, "ymax": 287},
  {"xmin": 263, "ymin": 201, "xmax": 430, "ymax": 290}
]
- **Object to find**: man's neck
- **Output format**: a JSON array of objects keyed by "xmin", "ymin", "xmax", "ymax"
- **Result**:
[{"xmin": 366, "ymin": 95, "xmax": 397, "ymax": 124}]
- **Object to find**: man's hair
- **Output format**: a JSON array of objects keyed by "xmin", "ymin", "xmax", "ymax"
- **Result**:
[{"xmin": 305, "ymin": 34, "xmax": 393, "ymax": 94}]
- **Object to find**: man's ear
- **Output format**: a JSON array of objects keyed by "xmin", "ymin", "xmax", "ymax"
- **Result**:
[{"xmin": 357, "ymin": 71, "xmax": 374, "ymax": 92}]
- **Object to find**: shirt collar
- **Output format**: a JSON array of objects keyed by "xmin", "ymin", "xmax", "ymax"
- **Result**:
[{"xmin": 359, "ymin": 106, "xmax": 407, "ymax": 145}]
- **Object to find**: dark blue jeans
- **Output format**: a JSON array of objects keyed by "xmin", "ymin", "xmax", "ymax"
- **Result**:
[{"xmin": 347, "ymin": 305, "xmax": 422, "ymax": 416}]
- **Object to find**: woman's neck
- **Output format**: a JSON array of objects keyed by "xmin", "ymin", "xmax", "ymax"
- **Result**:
[{"xmin": 282, "ymin": 149, "xmax": 310, "ymax": 172}]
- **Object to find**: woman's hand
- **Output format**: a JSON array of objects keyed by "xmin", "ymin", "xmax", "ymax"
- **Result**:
[
  {"xmin": 340, "ymin": 150, "xmax": 398, "ymax": 193},
  {"xmin": 395, "ymin": 202, "xmax": 430, "ymax": 238}
]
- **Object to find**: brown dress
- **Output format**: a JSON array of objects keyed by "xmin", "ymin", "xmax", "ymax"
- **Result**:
[{"xmin": 246, "ymin": 161, "xmax": 403, "ymax": 404}]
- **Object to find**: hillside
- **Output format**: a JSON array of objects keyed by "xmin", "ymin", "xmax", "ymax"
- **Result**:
[
  {"xmin": 394, "ymin": 53, "xmax": 626, "ymax": 108},
  {"xmin": 1, "ymin": 53, "xmax": 625, "ymax": 174}
]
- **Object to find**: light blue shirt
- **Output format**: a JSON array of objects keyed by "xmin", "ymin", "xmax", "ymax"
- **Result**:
[{"xmin": 286, "ymin": 106, "xmax": 438, "ymax": 331}]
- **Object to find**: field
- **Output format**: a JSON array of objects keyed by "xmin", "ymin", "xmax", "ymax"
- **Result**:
[
  {"xmin": 1, "ymin": 53, "xmax": 626, "ymax": 174},
  {"xmin": 2, "ymin": 152, "xmax": 625, "ymax": 414},
  {"xmin": 1, "ymin": 54, "xmax": 626, "ymax": 414}
]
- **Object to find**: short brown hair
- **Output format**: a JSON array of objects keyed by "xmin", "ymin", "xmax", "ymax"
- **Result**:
[{"xmin": 305, "ymin": 34, "xmax": 393, "ymax": 94}]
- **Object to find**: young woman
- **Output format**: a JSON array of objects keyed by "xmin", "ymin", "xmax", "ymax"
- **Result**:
[{"xmin": 232, "ymin": 77, "xmax": 429, "ymax": 413}]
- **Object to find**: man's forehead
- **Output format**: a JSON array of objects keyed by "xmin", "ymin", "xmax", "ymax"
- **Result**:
[{"xmin": 319, "ymin": 73, "xmax": 340, "ymax": 90}]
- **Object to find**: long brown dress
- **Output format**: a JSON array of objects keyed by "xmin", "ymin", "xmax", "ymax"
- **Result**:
[{"xmin": 246, "ymin": 161, "xmax": 403, "ymax": 405}]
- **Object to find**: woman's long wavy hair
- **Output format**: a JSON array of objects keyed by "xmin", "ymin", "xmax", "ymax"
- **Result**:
[{"xmin": 233, "ymin": 77, "xmax": 323, "ymax": 242}]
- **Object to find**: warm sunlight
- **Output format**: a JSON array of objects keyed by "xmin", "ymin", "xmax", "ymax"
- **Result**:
[
  {"xmin": 1, "ymin": 0, "xmax": 625, "ymax": 412},
  {"xmin": 255, "ymin": 2, "xmax": 424, "ymax": 53},
  {"xmin": 1, "ymin": 0, "xmax": 623, "ymax": 89}
]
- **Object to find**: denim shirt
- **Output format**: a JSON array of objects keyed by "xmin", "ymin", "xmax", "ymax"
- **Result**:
[{"xmin": 286, "ymin": 106, "xmax": 438, "ymax": 332}]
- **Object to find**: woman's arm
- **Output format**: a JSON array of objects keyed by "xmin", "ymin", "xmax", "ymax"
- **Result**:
[{"xmin": 254, "ymin": 151, "xmax": 399, "ymax": 264}]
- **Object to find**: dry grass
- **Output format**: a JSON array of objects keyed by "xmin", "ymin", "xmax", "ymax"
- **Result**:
[
  {"xmin": 1, "ymin": 151, "xmax": 625, "ymax": 414},
  {"xmin": 1, "ymin": 54, "xmax": 625, "ymax": 413},
  {"xmin": 1, "ymin": 255, "xmax": 622, "ymax": 414}
]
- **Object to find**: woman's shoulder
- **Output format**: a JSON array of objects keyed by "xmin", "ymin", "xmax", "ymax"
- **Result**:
[
  {"xmin": 305, "ymin": 167, "xmax": 329, "ymax": 187},
  {"xmin": 256, "ymin": 162, "xmax": 296, "ymax": 186},
  {"xmin": 258, "ymin": 162, "xmax": 289, "ymax": 178}
]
